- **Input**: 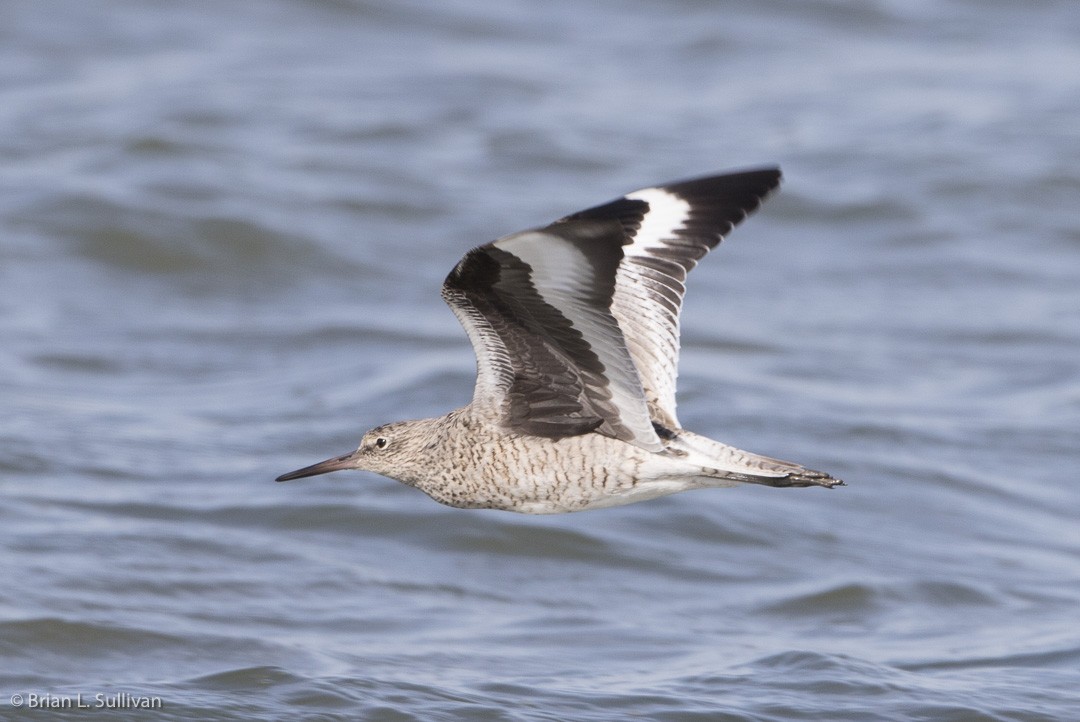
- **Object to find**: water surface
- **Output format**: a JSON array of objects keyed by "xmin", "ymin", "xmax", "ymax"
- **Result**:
[{"xmin": 2, "ymin": 1, "xmax": 1079, "ymax": 719}]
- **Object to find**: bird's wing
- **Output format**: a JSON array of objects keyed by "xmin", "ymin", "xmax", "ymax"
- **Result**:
[
  {"xmin": 557, "ymin": 168, "xmax": 781, "ymax": 430},
  {"xmin": 441, "ymin": 168, "xmax": 780, "ymax": 449},
  {"xmin": 442, "ymin": 218, "xmax": 662, "ymax": 451}
]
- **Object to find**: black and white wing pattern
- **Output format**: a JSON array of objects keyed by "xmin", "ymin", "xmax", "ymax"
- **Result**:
[
  {"xmin": 443, "ymin": 218, "xmax": 662, "ymax": 450},
  {"xmin": 441, "ymin": 168, "xmax": 780, "ymax": 450},
  {"xmin": 559, "ymin": 168, "xmax": 781, "ymax": 431}
]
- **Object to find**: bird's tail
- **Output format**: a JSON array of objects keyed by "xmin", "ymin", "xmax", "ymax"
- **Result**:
[{"xmin": 670, "ymin": 430, "xmax": 844, "ymax": 489}]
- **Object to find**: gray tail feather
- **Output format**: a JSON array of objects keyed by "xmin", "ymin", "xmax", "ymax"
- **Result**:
[
  {"xmin": 727, "ymin": 468, "xmax": 845, "ymax": 489},
  {"xmin": 671, "ymin": 431, "xmax": 844, "ymax": 489}
]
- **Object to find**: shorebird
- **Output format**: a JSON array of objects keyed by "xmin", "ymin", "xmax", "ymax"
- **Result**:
[{"xmin": 277, "ymin": 168, "xmax": 843, "ymax": 512}]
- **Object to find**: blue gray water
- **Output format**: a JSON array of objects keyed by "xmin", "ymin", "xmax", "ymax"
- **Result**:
[{"xmin": 3, "ymin": 1, "xmax": 1079, "ymax": 720}]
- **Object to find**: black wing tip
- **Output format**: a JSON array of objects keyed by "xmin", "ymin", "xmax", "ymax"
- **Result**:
[
  {"xmin": 444, "ymin": 245, "xmax": 500, "ymax": 292},
  {"xmin": 659, "ymin": 166, "xmax": 782, "ymax": 202},
  {"xmin": 556, "ymin": 166, "xmax": 783, "ymax": 238},
  {"xmin": 638, "ymin": 166, "xmax": 783, "ymax": 250}
]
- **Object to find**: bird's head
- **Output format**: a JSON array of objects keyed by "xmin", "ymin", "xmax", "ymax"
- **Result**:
[{"xmin": 275, "ymin": 419, "xmax": 435, "ymax": 484}]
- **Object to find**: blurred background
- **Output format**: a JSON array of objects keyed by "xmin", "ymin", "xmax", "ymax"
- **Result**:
[{"xmin": 2, "ymin": 0, "xmax": 1078, "ymax": 719}]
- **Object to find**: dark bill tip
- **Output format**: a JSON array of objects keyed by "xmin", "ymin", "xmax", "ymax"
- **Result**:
[{"xmin": 275, "ymin": 451, "xmax": 357, "ymax": 482}]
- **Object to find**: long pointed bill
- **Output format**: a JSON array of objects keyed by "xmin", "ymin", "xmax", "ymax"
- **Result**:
[{"xmin": 276, "ymin": 450, "xmax": 359, "ymax": 482}]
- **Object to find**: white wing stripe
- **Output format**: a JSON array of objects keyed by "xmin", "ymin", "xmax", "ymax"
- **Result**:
[
  {"xmin": 624, "ymin": 188, "xmax": 692, "ymax": 252},
  {"xmin": 612, "ymin": 187, "xmax": 695, "ymax": 430},
  {"xmin": 495, "ymin": 233, "xmax": 661, "ymax": 450}
]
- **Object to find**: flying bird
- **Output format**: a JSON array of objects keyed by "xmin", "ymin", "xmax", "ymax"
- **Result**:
[{"xmin": 277, "ymin": 168, "xmax": 843, "ymax": 512}]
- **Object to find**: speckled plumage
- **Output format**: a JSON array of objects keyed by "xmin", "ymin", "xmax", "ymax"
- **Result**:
[{"xmin": 277, "ymin": 169, "xmax": 843, "ymax": 513}]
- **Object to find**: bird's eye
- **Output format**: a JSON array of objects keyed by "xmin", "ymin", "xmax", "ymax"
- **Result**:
[{"xmin": 374, "ymin": 437, "xmax": 388, "ymax": 449}]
